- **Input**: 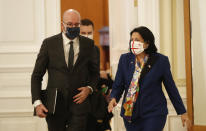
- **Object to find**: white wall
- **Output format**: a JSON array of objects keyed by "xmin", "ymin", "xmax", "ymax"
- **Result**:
[
  {"xmin": 190, "ymin": 0, "xmax": 206, "ymax": 126},
  {"xmin": 109, "ymin": 0, "xmax": 138, "ymax": 78},
  {"xmin": 0, "ymin": 0, "xmax": 60, "ymax": 130},
  {"xmin": 109, "ymin": 0, "xmax": 160, "ymax": 78}
]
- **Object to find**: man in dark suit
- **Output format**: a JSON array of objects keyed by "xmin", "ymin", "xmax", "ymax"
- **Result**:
[
  {"xmin": 80, "ymin": 18, "xmax": 113, "ymax": 131},
  {"xmin": 80, "ymin": 18, "xmax": 100, "ymax": 67},
  {"xmin": 31, "ymin": 9, "xmax": 99, "ymax": 131}
]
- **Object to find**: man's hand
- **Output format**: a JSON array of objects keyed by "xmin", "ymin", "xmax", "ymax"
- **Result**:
[
  {"xmin": 100, "ymin": 70, "xmax": 108, "ymax": 79},
  {"xmin": 181, "ymin": 113, "xmax": 192, "ymax": 130},
  {"xmin": 36, "ymin": 104, "xmax": 48, "ymax": 118},
  {"xmin": 108, "ymin": 98, "xmax": 117, "ymax": 113},
  {"xmin": 73, "ymin": 87, "xmax": 91, "ymax": 104}
]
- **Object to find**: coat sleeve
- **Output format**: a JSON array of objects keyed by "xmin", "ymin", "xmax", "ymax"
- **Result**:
[
  {"xmin": 31, "ymin": 39, "xmax": 49, "ymax": 104},
  {"xmin": 110, "ymin": 55, "xmax": 125, "ymax": 103},
  {"xmin": 87, "ymin": 42, "xmax": 100, "ymax": 91},
  {"xmin": 163, "ymin": 57, "xmax": 186, "ymax": 115}
]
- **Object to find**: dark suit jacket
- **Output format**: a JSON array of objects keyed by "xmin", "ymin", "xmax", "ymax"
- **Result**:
[
  {"xmin": 110, "ymin": 52, "xmax": 186, "ymax": 121},
  {"xmin": 94, "ymin": 45, "xmax": 100, "ymax": 65},
  {"xmin": 31, "ymin": 33, "xmax": 99, "ymax": 115}
]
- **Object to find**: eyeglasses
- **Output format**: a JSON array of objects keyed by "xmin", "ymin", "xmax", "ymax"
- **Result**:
[{"xmin": 63, "ymin": 22, "xmax": 80, "ymax": 27}]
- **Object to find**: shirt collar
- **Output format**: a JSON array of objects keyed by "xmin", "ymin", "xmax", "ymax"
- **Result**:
[{"xmin": 62, "ymin": 32, "xmax": 78, "ymax": 45}]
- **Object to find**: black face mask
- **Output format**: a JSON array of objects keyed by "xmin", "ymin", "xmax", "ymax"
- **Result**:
[{"xmin": 65, "ymin": 27, "xmax": 80, "ymax": 39}]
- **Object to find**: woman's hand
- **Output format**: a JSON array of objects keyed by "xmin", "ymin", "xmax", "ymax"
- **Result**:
[
  {"xmin": 108, "ymin": 98, "xmax": 117, "ymax": 113},
  {"xmin": 181, "ymin": 113, "xmax": 192, "ymax": 130}
]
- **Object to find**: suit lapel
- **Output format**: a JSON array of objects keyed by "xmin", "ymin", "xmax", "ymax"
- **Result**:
[
  {"xmin": 140, "ymin": 53, "xmax": 159, "ymax": 81},
  {"xmin": 56, "ymin": 33, "xmax": 68, "ymax": 69},
  {"xmin": 128, "ymin": 53, "xmax": 136, "ymax": 85},
  {"xmin": 73, "ymin": 36, "xmax": 84, "ymax": 69}
]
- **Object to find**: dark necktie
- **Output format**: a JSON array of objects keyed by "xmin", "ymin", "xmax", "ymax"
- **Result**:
[{"xmin": 68, "ymin": 41, "xmax": 74, "ymax": 70}]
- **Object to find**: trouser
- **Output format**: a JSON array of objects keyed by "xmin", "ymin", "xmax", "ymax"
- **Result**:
[
  {"xmin": 46, "ymin": 114, "xmax": 87, "ymax": 131},
  {"xmin": 46, "ymin": 91, "xmax": 88, "ymax": 131}
]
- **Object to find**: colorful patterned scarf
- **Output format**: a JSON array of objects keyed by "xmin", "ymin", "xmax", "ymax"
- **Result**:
[{"xmin": 123, "ymin": 56, "xmax": 148, "ymax": 122}]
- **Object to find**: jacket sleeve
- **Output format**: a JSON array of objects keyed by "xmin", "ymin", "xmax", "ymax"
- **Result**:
[
  {"xmin": 31, "ymin": 39, "xmax": 49, "ymax": 104},
  {"xmin": 163, "ymin": 57, "xmax": 186, "ymax": 115},
  {"xmin": 110, "ymin": 55, "xmax": 125, "ymax": 103},
  {"xmin": 87, "ymin": 42, "xmax": 100, "ymax": 91}
]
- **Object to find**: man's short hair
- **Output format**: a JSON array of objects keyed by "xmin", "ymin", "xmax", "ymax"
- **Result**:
[{"xmin": 81, "ymin": 19, "xmax": 94, "ymax": 29}]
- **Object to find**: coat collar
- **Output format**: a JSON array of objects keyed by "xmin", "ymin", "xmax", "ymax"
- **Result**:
[
  {"xmin": 127, "ymin": 53, "xmax": 159, "ymax": 83},
  {"xmin": 127, "ymin": 53, "xmax": 136, "ymax": 85},
  {"xmin": 140, "ymin": 53, "xmax": 159, "ymax": 81},
  {"xmin": 73, "ymin": 35, "xmax": 84, "ymax": 69},
  {"xmin": 56, "ymin": 33, "xmax": 68, "ymax": 69}
]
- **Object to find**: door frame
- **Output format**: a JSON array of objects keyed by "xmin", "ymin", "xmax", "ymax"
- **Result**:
[{"xmin": 184, "ymin": 0, "xmax": 206, "ymax": 130}]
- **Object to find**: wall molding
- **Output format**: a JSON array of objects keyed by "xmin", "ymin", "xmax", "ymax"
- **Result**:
[
  {"xmin": 193, "ymin": 125, "xmax": 206, "ymax": 131},
  {"xmin": 0, "ymin": 91, "xmax": 31, "ymax": 98},
  {"xmin": 0, "ymin": 65, "xmax": 33, "ymax": 73},
  {"xmin": 0, "ymin": 110, "xmax": 33, "ymax": 118},
  {"xmin": 0, "ymin": 46, "xmax": 40, "ymax": 54}
]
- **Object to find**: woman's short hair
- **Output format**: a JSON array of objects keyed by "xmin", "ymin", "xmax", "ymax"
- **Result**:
[{"xmin": 130, "ymin": 26, "xmax": 157, "ymax": 55}]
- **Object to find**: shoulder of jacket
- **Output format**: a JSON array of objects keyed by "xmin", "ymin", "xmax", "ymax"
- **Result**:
[
  {"xmin": 79, "ymin": 35, "xmax": 94, "ymax": 44},
  {"xmin": 155, "ymin": 53, "xmax": 168, "ymax": 59},
  {"xmin": 121, "ymin": 52, "xmax": 133, "ymax": 58},
  {"xmin": 44, "ymin": 33, "xmax": 61, "ymax": 42}
]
